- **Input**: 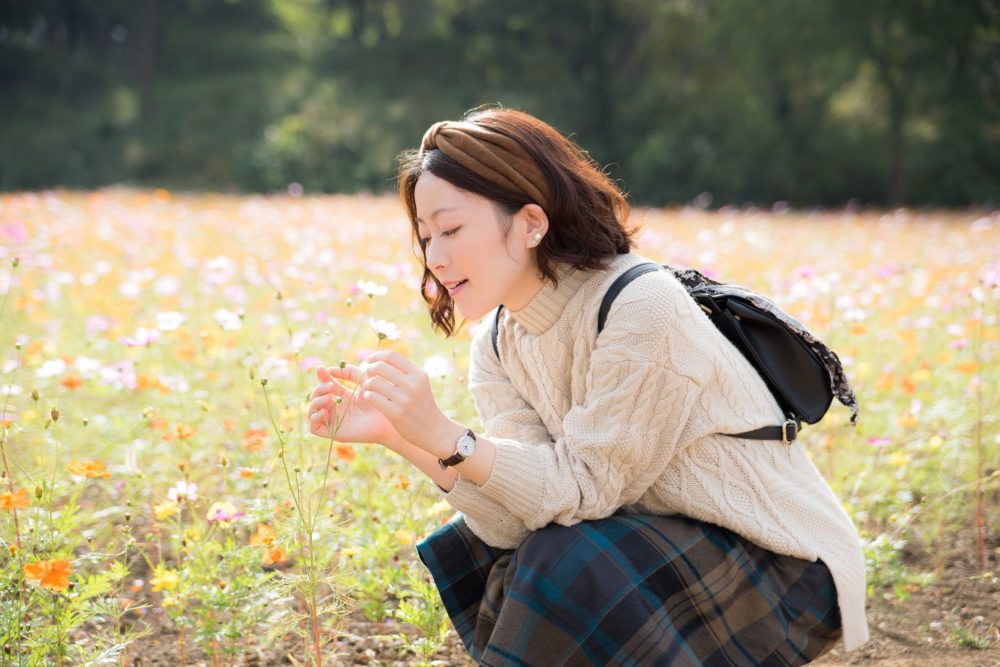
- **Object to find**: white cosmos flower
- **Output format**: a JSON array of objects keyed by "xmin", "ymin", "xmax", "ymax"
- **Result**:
[
  {"xmin": 154, "ymin": 275, "xmax": 181, "ymax": 296},
  {"xmin": 36, "ymin": 358, "xmax": 67, "ymax": 378},
  {"xmin": 156, "ymin": 311, "xmax": 187, "ymax": 331},
  {"xmin": 167, "ymin": 480, "xmax": 198, "ymax": 502},
  {"xmin": 357, "ymin": 280, "xmax": 389, "ymax": 297},
  {"xmin": 74, "ymin": 356, "xmax": 102, "ymax": 377},
  {"xmin": 214, "ymin": 308, "xmax": 243, "ymax": 331},
  {"xmin": 368, "ymin": 318, "xmax": 401, "ymax": 341},
  {"xmin": 422, "ymin": 355, "xmax": 452, "ymax": 379},
  {"xmin": 120, "ymin": 327, "xmax": 162, "ymax": 347}
]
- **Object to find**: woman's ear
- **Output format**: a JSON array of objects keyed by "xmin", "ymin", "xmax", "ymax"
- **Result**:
[{"xmin": 519, "ymin": 203, "xmax": 549, "ymax": 248}]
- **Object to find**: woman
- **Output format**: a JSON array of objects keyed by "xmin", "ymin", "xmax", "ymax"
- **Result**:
[{"xmin": 308, "ymin": 107, "xmax": 868, "ymax": 666}]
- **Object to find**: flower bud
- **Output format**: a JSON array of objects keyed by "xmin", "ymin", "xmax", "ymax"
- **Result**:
[
  {"xmin": 31, "ymin": 389, "xmax": 39, "ymax": 402},
  {"xmin": 50, "ymin": 408, "xmax": 59, "ymax": 422},
  {"xmin": 11, "ymin": 258, "xmax": 19, "ymax": 268}
]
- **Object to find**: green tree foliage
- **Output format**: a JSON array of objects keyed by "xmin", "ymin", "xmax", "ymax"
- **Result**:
[{"xmin": 1, "ymin": 0, "xmax": 997, "ymax": 205}]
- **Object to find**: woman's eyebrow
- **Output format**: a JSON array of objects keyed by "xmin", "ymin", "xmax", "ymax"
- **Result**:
[{"xmin": 416, "ymin": 207, "xmax": 457, "ymax": 225}]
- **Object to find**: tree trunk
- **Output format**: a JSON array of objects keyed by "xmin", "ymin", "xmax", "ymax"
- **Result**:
[
  {"xmin": 886, "ymin": 93, "xmax": 906, "ymax": 207},
  {"xmin": 137, "ymin": 0, "xmax": 158, "ymax": 123}
]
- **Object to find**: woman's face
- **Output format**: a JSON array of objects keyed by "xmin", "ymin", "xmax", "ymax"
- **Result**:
[{"xmin": 414, "ymin": 172, "xmax": 546, "ymax": 321}]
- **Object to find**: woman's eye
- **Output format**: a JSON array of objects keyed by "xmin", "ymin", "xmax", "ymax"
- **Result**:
[{"xmin": 419, "ymin": 227, "xmax": 459, "ymax": 247}]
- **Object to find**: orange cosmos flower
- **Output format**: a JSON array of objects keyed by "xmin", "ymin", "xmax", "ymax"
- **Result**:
[
  {"xmin": 248, "ymin": 523, "xmax": 277, "ymax": 547},
  {"xmin": 335, "ymin": 445, "xmax": 356, "ymax": 462},
  {"xmin": 175, "ymin": 424, "xmax": 196, "ymax": 439},
  {"xmin": 222, "ymin": 419, "xmax": 236, "ymax": 433},
  {"xmin": 66, "ymin": 460, "xmax": 111, "ymax": 478},
  {"xmin": 0, "ymin": 487, "xmax": 31, "ymax": 510},
  {"xmin": 273, "ymin": 500, "xmax": 294, "ymax": 520},
  {"xmin": 243, "ymin": 429, "xmax": 268, "ymax": 452},
  {"xmin": 24, "ymin": 558, "xmax": 72, "ymax": 591},
  {"xmin": 61, "ymin": 373, "xmax": 83, "ymax": 390},
  {"xmin": 262, "ymin": 546, "xmax": 287, "ymax": 565}
]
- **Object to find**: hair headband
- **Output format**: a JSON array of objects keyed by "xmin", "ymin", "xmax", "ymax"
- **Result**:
[{"xmin": 419, "ymin": 120, "xmax": 552, "ymax": 212}]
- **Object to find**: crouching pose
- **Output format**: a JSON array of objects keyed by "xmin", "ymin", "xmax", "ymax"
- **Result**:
[{"xmin": 308, "ymin": 107, "xmax": 868, "ymax": 666}]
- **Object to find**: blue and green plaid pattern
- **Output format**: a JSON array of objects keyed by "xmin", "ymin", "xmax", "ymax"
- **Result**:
[{"xmin": 417, "ymin": 513, "xmax": 841, "ymax": 666}]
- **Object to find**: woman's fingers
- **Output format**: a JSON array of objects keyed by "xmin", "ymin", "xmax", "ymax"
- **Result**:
[
  {"xmin": 357, "ymin": 360, "xmax": 407, "ymax": 387},
  {"xmin": 309, "ymin": 411, "xmax": 330, "ymax": 437},
  {"xmin": 309, "ymin": 393, "xmax": 333, "ymax": 413},
  {"xmin": 365, "ymin": 350, "xmax": 421, "ymax": 375}
]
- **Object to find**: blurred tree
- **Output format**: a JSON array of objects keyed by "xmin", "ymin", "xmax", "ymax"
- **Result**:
[
  {"xmin": 1, "ymin": 0, "xmax": 996, "ymax": 205},
  {"xmin": 834, "ymin": 0, "xmax": 1000, "ymax": 206}
]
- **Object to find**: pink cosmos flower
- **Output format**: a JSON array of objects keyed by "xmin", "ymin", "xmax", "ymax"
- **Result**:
[{"xmin": 205, "ymin": 501, "xmax": 244, "ymax": 524}]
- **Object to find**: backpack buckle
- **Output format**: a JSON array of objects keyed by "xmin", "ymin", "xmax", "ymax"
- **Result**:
[{"xmin": 781, "ymin": 419, "xmax": 798, "ymax": 444}]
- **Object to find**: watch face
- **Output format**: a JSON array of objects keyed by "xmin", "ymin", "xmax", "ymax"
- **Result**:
[{"xmin": 457, "ymin": 433, "xmax": 476, "ymax": 457}]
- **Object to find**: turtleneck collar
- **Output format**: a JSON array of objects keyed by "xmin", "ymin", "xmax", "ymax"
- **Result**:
[{"xmin": 505, "ymin": 262, "xmax": 590, "ymax": 335}]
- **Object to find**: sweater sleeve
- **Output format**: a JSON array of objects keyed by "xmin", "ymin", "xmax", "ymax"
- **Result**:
[
  {"xmin": 434, "ymin": 310, "xmax": 555, "ymax": 548},
  {"xmin": 473, "ymin": 273, "xmax": 715, "ymax": 531}
]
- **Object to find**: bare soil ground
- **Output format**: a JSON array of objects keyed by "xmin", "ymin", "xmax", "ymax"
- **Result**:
[{"xmin": 124, "ymin": 539, "xmax": 999, "ymax": 666}]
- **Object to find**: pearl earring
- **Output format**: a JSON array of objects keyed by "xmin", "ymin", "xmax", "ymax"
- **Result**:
[{"xmin": 532, "ymin": 233, "xmax": 542, "ymax": 246}]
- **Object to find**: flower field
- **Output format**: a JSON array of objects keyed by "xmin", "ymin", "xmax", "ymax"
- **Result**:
[{"xmin": 0, "ymin": 189, "xmax": 998, "ymax": 665}]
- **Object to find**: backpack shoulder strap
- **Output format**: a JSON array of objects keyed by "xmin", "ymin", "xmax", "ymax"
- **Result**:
[
  {"xmin": 491, "ymin": 305, "xmax": 505, "ymax": 360},
  {"xmin": 597, "ymin": 262, "xmax": 663, "ymax": 333}
]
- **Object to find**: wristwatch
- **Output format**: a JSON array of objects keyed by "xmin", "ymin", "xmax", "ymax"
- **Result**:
[{"xmin": 438, "ymin": 428, "xmax": 477, "ymax": 469}]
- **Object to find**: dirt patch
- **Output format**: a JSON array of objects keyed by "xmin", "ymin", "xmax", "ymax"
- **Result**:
[
  {"xmin": 122, "ymin": 571, "xmax": 998, "ymax": 665},
  {"xmin": 815, "ymin": 563, "xmax": 999, "ymax": 667}
]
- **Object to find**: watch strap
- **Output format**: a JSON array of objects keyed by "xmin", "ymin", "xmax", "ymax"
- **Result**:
[{"xmin": 438, "ymin": 428, "xmax": 476, "ymax": 469}]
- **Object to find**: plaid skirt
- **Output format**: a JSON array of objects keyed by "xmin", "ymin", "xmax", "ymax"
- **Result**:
[{"xmin": 416, "ymin": 513, "xmax": 841, "ymax": 667}]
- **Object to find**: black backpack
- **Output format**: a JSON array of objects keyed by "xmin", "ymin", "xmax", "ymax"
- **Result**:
[{"xmin": 490, "ymin": 262, "xmax": 859, "ymax": 444}]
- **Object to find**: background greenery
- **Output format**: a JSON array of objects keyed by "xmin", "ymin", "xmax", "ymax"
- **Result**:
[{"xmin": 2, "ymin": 0, "xmax": 998, "ymax": 206}]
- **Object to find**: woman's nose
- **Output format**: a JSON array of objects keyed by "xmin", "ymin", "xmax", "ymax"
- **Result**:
[{"xmin": 425, "ymin": 239, "xmax": 448, "ymax": 272}]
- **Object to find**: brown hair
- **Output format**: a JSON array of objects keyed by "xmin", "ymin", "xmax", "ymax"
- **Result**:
[{"xmin": 397, "ymin": 107, "xmax": 637, "ymax": 337}]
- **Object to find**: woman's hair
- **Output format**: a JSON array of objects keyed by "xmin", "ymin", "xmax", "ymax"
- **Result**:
[{"xmin": 397, "ymin": 106, "xmax": 637, "ymax": 337}]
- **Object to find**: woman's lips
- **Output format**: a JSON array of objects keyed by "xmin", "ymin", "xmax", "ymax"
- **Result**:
[{"xmin": 447, "ymin": 279, "xmax": 468, "ymax": 296}]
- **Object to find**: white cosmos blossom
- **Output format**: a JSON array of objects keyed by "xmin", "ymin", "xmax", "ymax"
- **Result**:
[
  {"xmin": 204, "ymin": 256, "xmax": 236, "ymax": 285},
  {"xmin": 119, "ymin": 281, "xmax": 141, "ymax": 298},
  {"xmin": 36, "ymin": 358, "xmax": 67, "ymax": 378},
  {"xmin": 357, "ymin": 280, "xmax": 389, "ymax": 297},
  {"xmin": 368, "ymin": 318, "xmax": 401, "ymax": 341},
  {"xmin": 154, "ymin": 275, "xmax": 181, "ymax": 296},
  {"xmin": 167, "ymin": 480, "xmax": 198, "ymax": 502},
  {"xmin": 120, "ymin": 327, "xmax": 162, "ymax": 347},
  {"xmin": 422, "ymin": 355, "xmax": 452, "ymax": 379},
  {"xmin": 214, "ymin": 308, "xmax": 243, "ymax": 331},
  {"xmin": 73, "ymin": 356, "xmax": 102, "ymax": 377},
  {"xmin": 156, "ymin": 311, "xmax": 187, "ymax": 331}
]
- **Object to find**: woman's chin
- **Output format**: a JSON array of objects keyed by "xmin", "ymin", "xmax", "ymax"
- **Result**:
[{"xmin": 455, "ymin": 301, "xmax": 494, "ymax": 322}]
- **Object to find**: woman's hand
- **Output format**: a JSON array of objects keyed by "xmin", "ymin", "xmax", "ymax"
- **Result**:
[
  {"xmin": 349, "ymin": 349, "xmax": 454, "ymax": 455},
  {"xmin": 307, "ymin": 365, "xmax": 397, "ymax": 445}
]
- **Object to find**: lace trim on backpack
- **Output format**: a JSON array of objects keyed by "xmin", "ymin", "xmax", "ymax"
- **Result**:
[{"xmin": 668, "ymin": 266, "xmax": 860, "ymax": 426}]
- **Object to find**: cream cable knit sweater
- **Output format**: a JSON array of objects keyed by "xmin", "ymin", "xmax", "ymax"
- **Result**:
[{"xmin": 439, "ymin": 251, "xmax": 869, "ymax": 651}]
